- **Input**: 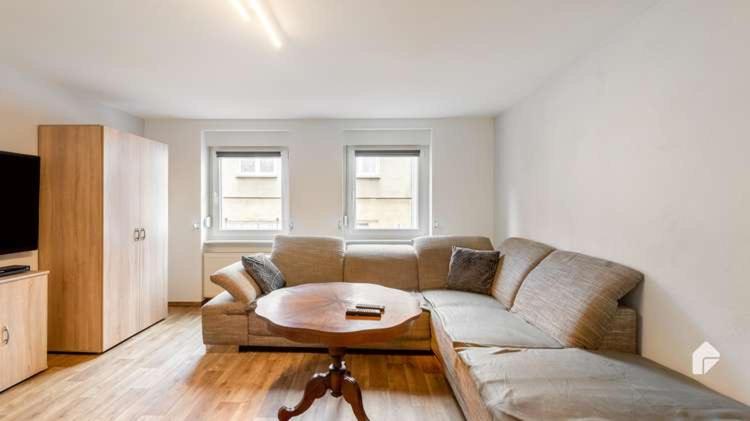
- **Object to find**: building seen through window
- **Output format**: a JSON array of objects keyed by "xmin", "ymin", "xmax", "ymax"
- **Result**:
[{"xmin": 219, "ymin": 156, "xmax": 283, "ymax": 230}]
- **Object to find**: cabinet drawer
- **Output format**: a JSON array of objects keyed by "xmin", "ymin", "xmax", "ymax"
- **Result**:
[{"xmin": 0, "ymin": 273, "xmax": 48, "ymax": 391}]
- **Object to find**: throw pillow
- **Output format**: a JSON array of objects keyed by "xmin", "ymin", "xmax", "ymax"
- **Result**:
[
  {"xmin": 242, "ymin": 254, "xmax": 286, "ymax": 295},
  {"xmin": 446, "ymin": 246, "xmax": 503, "ymax": 295}
]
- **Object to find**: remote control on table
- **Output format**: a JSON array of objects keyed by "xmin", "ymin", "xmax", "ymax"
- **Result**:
[
  {"xmin": 346, "ymin": 307, "xmax": 382, "ymax": 317},
  {"xmin": 355, "ymin": 303, "xmax": 385, "ymax": 313}
]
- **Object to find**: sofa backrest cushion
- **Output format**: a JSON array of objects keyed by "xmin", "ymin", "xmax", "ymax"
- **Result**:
[
  {"xmin": 210, "ymin": 261, "xmax": 262, "ymax": 304},
  {"xmin": 492, "ymin": 237, "xmax": 555, "ymax": 308},
  {"xmin": 511, "ymin": 250, "xmax": 643, "ymax": 349},
  {"xmin": 270, "ymin": 235, "xmax": 345, "ymax": 285},
  {"xmin": 344, "ymin": 244, "xmax": 419, "ymax": 290},
  {"xmin": 413, "ymin": 236, "xmax": 494, "ymax": 290}
]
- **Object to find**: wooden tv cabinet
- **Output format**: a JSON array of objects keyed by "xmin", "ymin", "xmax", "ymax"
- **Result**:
[{"xmin": 0, "ymin": 270, "xmax": 48, "ymax": 392}]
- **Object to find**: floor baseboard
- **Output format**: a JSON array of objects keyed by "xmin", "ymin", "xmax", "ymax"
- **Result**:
[
  {"xmin": 238, "ymin": 345, "xmax": 433, "ymax": 355},
  {"xmin": 168, "ymin": 301, "xmax": 203, "ymax": 307}
]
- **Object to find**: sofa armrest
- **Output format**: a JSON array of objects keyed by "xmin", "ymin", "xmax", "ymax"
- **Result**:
[
  {"xmin": 202, "ymin": 290, "xmax": 255, "ymax": 316},
  {"xmin": 598, "ymin": 305, "xmax": 637, "ymax": 353},
  {"xmin": 202, "ymin": 291, "xmax": 252, "ymax": 345},
  {"xmin": 209, "ymin": 261, "xmax": 262, "ymax": 304}
]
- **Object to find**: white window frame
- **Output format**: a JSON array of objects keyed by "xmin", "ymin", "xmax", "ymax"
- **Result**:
[
  {"xmin": 208, "ymin": 147, "xmax": 290, "ymax": 241},
  {"xmin": 344, "ymin": 145, "xmax": 429, "ymax": 241}
]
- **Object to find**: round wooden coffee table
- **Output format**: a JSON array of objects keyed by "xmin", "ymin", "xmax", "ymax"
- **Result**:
[{"xmin": 255, "ymin": 282, "xmax": 422, "ymax": 421}]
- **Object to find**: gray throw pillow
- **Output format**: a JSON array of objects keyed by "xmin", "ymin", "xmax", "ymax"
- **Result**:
[
  {"xmin": 446, "ymin": 247, "xmax": 502, "ymax": 295},
  {"xmin": 241, "ymin": 254, "xmax": 286, "ymax": 295}
]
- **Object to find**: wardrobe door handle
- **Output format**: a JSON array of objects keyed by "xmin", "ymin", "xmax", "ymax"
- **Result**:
[
  {"xmin": 140, "ymin": 228, "xmax": 146, "ymax": 240},
  {"xmin": 1, "ymin": 326, "xmax": 9, "ymax": 345},
  {"xmin": 134, "ymin": 228, "xmax": 141, "ymax": 241}
]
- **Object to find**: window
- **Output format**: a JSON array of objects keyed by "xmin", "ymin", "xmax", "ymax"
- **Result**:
[
  {"xmin": 345, "ymin": 146, "xmax": 429, "ymax": 240},
  {"xmin": 209, "ymin": 148, "xmax": 289, "ymax": 240}
]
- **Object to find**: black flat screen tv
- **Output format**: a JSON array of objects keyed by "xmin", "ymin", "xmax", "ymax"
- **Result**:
[{"xmin": 0, "ymin": 151, "xmax": 40, "ymax": 255}]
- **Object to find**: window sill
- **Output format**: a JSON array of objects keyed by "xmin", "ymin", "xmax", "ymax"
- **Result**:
[
  {"xmin": 235, "ymin": 174, "xmax": 279, "ymax": 179},
  {"xmin": 204, "ymin": 238, "xmax": 416, "ymax": 249},
  {"xmin": 345, "ymin": 239, "xmax": 413, "ymax": 245},
  {"xmin": 203, "ymin": 239, "xmax": 273, "ymax": 246},
  {"xmin": 203, "ymin": 239, "xmax": 273, "ymax": 253}
]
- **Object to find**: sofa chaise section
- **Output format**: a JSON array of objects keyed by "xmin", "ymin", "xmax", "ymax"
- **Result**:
[
  {"xmin": 419, "ymin": 236, "xmax": 749, "ymax": 420},
  {"xmin": 460, "ymin": 347, "xmax": 750, "ymax": 420},
  {"xmin": 417, "ymin": 236, "xmax": 642, "ymax": 420}
]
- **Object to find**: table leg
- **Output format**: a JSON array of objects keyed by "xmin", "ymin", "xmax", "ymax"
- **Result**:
[
  {"xmin": 342, "ymin": 374, "xmax": 368, "ymax": 420},
  {"xmin": 278, "ymin": 347, "xmax": 370, "ymax": 421}
]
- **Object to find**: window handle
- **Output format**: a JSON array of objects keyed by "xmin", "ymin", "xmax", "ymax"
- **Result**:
[
  {"xmin": 342, "ymin": 215, "xmax": 348, "ymax": 228},
  {"xmin": 140, "ymin": 228, "xmax": 146, "ymax": 240},
  {"xmin": 134, "ymin": 228, "xmax": 141, "ymax": 241},
  {"xmin": 1, "ymin": 326, "xmax": 9, "ymax": 346}
]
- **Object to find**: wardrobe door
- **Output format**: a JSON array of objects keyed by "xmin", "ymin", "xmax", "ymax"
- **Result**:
[
  {"xmin": 102, "ymin": 128, "xmax": 142, "ymax": 350},
  {"xmin": 0, "ymin": 274, "xmax": 47, "ymax": 392},
  {"xmin": 39, "ymin": 125, "xmax": 104, "ymax": 352},
  {"xmin": 139, "ymin": 138, "xmax": 169, "ymax": 329}
]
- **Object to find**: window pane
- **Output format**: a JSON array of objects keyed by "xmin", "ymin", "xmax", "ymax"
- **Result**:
[
  {"xmin": 220, "ymin": 156, "xmax": 282, "ymax": 230},
  {"xmin": 240, "ymin": 159, "xmax": 256, "ymax": 174},
  {"xmin": 357, "ymin": 157, "xmax": 378, "ymax": 177},
  {"xmin": 355, "ymin": 155, "xmax": 417, "ymax": 229},
  {"xmin": 259, "ymin": 158, "xmax": 275, "ymax": 174}
]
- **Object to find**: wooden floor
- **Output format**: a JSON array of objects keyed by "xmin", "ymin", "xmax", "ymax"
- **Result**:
[{"xmin": 0, "ymin": 307, "xmax": 463, "ymax": 421}]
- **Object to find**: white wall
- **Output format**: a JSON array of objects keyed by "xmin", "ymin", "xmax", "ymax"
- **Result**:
[
  {"xmin": 0, "ymin": 63, "xmax": 144, "ymax": 269},
  {"xmin": 145, "ymin": 118, "xmax": 495, "ymax": 302},
  {"xmin": 495, "ymin": 0, "xmax": 750, "ymax": 404}
]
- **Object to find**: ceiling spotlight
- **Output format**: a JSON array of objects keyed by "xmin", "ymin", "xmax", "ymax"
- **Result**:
[
  {"xmin": 229, "ymin": 0, "xmax": 284, "ymax": 49},
  {"xmin": 246, "ymin": 0, "xmax": 284, "ymax": 49},
  {"xmin": 229, "ymin": 0, "xmax": 250, "ymax": 21}
]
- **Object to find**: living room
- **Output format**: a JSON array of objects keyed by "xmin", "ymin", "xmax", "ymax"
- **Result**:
[{"xmin": 0, "ymin": 1, "xmax": 748, "ymax": 420}]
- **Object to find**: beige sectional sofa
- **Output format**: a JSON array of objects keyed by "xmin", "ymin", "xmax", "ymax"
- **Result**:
[{"xmin": 202, "ymin": 235, "xmax": 750, "ymax": 420}]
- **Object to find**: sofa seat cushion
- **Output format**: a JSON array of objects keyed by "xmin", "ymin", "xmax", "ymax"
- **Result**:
[
  {"xmin": 422, "ymin": 288, "xmax": 499, "ymax": 308},
  {"xmin": 422, "ymin": 290, "xmax": 561, "ymax": 349},
  {"xmin": 512, "ymin": 250, "xmax": 643, "ymax": 349},
  {"xmin": 344, "ymin": 244, "xmax": 418, "ymax": 290},
  {"xmin": 458, "ymin": 347, "xmax": 750, "ymax": 420}
]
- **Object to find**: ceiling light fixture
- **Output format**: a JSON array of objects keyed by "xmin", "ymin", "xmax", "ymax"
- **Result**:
[
  {"xmin": 246, "ymin": 0, "xmax": 284, "ymax": 49},
  {"xmin": 229, "ymin": 0, "xmax": 250, "ymax": 21}
]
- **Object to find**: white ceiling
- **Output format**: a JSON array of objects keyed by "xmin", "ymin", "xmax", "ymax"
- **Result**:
[{"xmin": 0, "ymin": 0, "xmax": 656, "ymax": 119}]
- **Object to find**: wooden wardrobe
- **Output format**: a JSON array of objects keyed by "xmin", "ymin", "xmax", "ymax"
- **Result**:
[{"xmin": 39, "ymin": 125, "xmax": 168, "ymax": 353}]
